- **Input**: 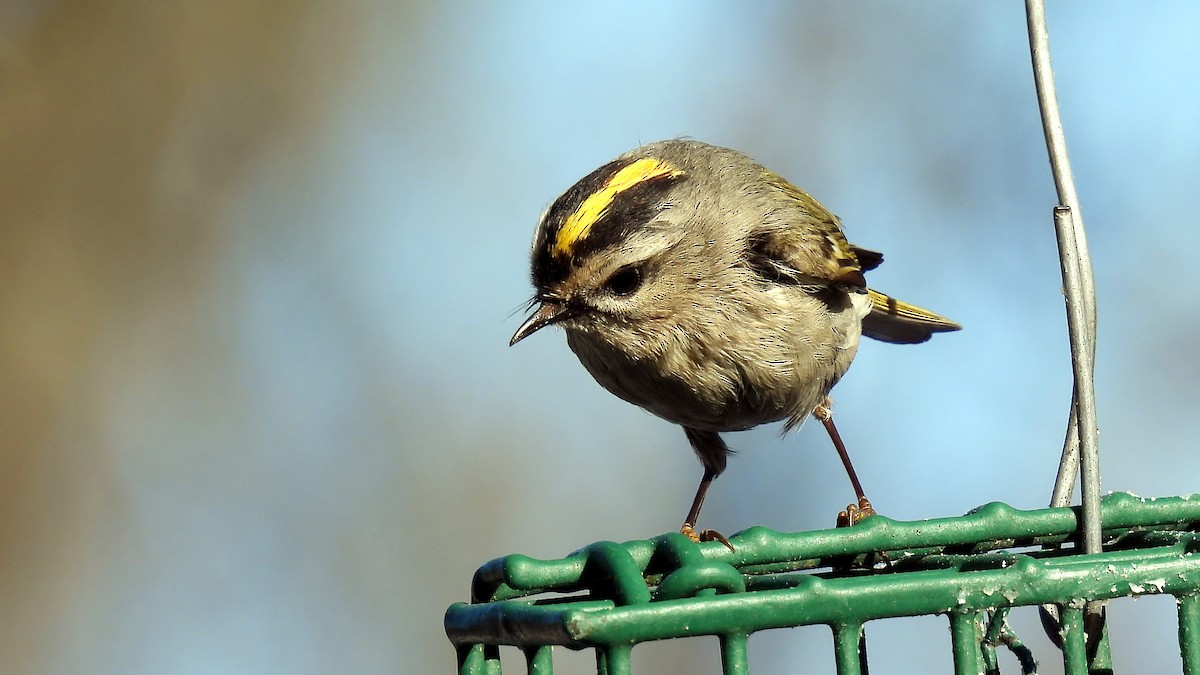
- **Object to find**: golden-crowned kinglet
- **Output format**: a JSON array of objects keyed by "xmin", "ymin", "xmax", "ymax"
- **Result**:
[{"xmin": 511, "ymin": 139, "xmax": 959, "ymax": 544}]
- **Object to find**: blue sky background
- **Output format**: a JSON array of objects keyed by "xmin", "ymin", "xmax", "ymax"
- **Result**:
[{"xmin": 3, "ymin": 2, "xmax": 1199, "ymax": 673}]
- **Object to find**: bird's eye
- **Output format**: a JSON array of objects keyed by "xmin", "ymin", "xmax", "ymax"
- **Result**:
[{"xmin": 604, "ymin": 266, "xmax": 643, "ymax": 297}]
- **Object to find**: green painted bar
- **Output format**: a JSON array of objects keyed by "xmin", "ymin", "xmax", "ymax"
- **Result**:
[
  {"xmin": 524, "ymin": 646, "xmax": 553, "ymax": 675},
  {"xmin": 456, "ymin": 644, "xmax": 484, "ymax": 675},
  {"xmin": 470, "ymin": 493, "xmax": 1200, "ymax": 603},
  {"xmin": 447, "ymin": 494, "xmax": 1200, "ymax": 673},
  {"xmin": 719, "ymin": 633, "xmax": 749, "ymax": 675},
  {"xmin": 1087, "ymin": 610, "xmax": 1113, "ymax": 673},
  {"xmin": 595, "ymin": 644, "xmax": 631, "ymax": 675},
  {"xmin": 448, "ymin": 549, "xmax": 1200, "ymax": 648},
  {"xmin": 949, "ymin": 612, "xmax": 983, "ymax": 675},
  {"xmin": 1060, "ymin": 606, "xmax": 1088, "ymax": 675},
  {"xmin": 979, "ymin": 609, "xmax": 1003, "ymax": 674},
  {"xmin": 1180, "ymin": 594, "xmax": 1200, "ymax": 675},
  {"xmin": 830, "ymin": 622, "xmax": 864, "ymax": 675}
]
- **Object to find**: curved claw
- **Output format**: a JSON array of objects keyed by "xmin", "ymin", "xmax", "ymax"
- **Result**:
[
  {"xmin": 836, "ymin": 496, "xmax": 877, "ymax": 528},
  {"xmin": 680, "ymin": 524, "xmax": 736, "ymax": 552}
]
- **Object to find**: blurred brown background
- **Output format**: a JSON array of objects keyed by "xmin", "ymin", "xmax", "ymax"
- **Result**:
[{"xmin": 2, "ymin": 2, "xmax": 362, "ymax": 671}]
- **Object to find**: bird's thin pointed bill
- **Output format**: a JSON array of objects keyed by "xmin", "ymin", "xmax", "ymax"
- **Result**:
[{"xmin": 510, "ymin": 303, "xmax": 573, "ymax": 346}]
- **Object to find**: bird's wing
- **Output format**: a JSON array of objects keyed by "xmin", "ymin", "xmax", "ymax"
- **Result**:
[
  {"xmin": 746, "ymin": 174, "xmax": 961, "ymax": 343},
  {"xmin": 747, "ymin": 172, "xmax": 868, "ymax": 288}
]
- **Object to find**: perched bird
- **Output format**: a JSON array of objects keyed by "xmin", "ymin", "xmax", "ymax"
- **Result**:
[{"xmin": 511, "ymin": 139, "xmax": 959, "ymax": 544}]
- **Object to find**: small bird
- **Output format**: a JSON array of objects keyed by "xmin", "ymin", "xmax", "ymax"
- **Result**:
[{"xmin": 510, "ymin": 140, "xmax": 959, "ymax": 544}]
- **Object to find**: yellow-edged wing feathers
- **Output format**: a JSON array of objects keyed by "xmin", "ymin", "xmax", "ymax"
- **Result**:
[
  {"xmin": 751, "ymin": 172, "xmax": 959, "ymax": 344},
  {"xmin": 752, "ymin": 171, "xmax": 867, "ymax": 288},
  {"xmin": 861, "ymin": 289, "xmax": 961, "ymax": 344}
]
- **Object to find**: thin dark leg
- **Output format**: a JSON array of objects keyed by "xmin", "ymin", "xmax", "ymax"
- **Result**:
[
  {"xmin": 818, "ymin": 412, "xmax": 867, "ymax": 502},
  {"xmin": 814, "ymin": 400, "xmax": 875, "ymax": 527},
  {"xmin": 679, "ymin": 428, "xmax": 734, "ymax": 548},
  {"xmin": 683, "ymin": 468, "xmax": 717, "ymax": 530}
]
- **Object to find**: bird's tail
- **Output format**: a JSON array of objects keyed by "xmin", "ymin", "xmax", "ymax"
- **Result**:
[{"xmin": 861, "ymin": 289, "xmax": 961, "ymax": 344}]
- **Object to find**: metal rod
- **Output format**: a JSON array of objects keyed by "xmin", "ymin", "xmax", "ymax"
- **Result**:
[
  {"xmin": 1052, "ymin": 206, "xmax": 1102, "ymax": 555},
  {"xmin": 1024, "ymin": 0, "xmax": 1100, "ymax": 542}
]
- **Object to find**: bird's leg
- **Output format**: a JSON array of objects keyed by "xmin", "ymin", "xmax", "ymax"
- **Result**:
[
  {"xmin": 681, "ymin": 428, "xmax": 734, "ymax": 550},
  {"xmin": 680, "ymin": 468, "xmax": 717, "ymax": 540},
  {"xmin": 680, "ymin": 473, "xmax": 733, "ymax": 550},
  {"xmin": 813, "ymin": 398, "xmax": 876, "ymax": 527}
]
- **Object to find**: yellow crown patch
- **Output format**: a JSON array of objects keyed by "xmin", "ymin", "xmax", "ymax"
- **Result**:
[{"xmin": 553, "ymin": 158, "xmax": 684, "ymax": 257}]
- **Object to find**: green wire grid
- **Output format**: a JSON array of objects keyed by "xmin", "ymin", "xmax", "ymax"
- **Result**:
[{"xmin": 445, "ymin": 492, "xmax": 1200, "ymax": 674}]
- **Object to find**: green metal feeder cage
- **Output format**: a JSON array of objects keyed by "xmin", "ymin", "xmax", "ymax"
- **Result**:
[{"xmin": 445, "ymin": 493, "xmax": 1200, "ymax": 674}]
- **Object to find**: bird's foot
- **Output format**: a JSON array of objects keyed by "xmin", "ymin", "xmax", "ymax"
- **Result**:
[
  {"xmin": 836, "ymin": 496, "xmax": 876, "ymax": 528},
  {"xmin": 680, "ymin": 523, "xmax": 735, "ymax": 551}
]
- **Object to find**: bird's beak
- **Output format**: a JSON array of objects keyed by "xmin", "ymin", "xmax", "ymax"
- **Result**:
[{"xmin": 510, "ymin": 302, "xmax": 576, "ymax": 346}]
